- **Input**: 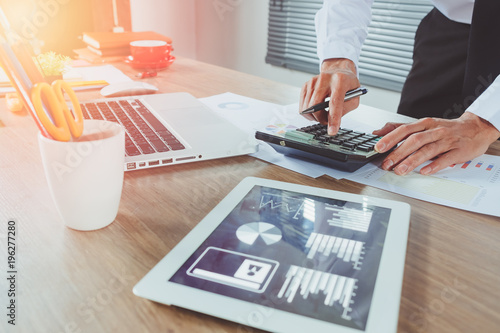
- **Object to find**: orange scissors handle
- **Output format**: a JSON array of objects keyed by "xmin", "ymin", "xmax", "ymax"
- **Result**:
[
  {"xmin": 52, "ymin": 80, "xmax": 84, "ymax": 138},
  {"xmin": 31, "ymin": 80, "xmax": 83, "ymax": 141}
]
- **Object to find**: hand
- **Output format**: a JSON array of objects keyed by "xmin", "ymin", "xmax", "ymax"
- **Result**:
[
  {"xmin": 299, "ymin": 58, "xmax": 360, "ymax": 135},
  {"xmin": 373, "ymin": 112, "xmax": 500, "ymax": 176}
]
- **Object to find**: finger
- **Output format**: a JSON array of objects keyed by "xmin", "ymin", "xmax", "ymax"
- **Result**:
[
  {"xmin": 309, "ymin": 109, "xmax": 327, "ymax": 124},
  {"xmin": 303, "ymin": 77, "xmax": 317, "ymax": 110},
  {"xmin": 327, "ymin": 81, "xmax": 348, "ymax": 135},
  {"xmin": 393, "ymin": 141, "xmax": 446, "ymax": 175},
  {"xmin": 343, "ymin": 97, "xmax": 360, "ymax": 114},
  {"xmin": 299, "ymin": 82, "xmax": 308, "ymax": 112},
  {"xmin": 372, "ymin": 122, "xmax": 404, "ymax": 136},
  {"xmin": 327, "ymin": 75, "xmax": 361, "ymax": 135},
  {"xmin": 308, "ymin": 74, "xmax": 333, "ymax": 125},
  {"xmin": 419, "ymin": 150, "xmax": 468, "ymax": 175},
  {"xmin": 385, "ymin": 128, "xmax": 452, "ymax": 175},
  {"xmin": 302, "ymin": 113, "xmax": 316, "ymax": 122},
  {"xmin": 300, "ymin": 78, "xmax": 319, "ymax": 121},
  {"xmin": 375, "ymin": 119, "xmax": 431, "ymax": 153},
  {"xmin": 309, "ymin": 75, "xmax": 331, "ymax": 111},
  {"xmin": 309, "ymin": 71, "xmax": 334, "ymax": 107}
]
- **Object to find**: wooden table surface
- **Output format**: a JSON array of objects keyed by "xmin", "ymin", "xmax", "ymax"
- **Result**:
[{"xmin": 1, "ymin": 57, "xmax": 499, "ymax": 333}]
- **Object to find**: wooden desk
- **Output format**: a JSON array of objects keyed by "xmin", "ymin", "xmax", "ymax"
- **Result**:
[{"xmin": 1, "ymin": 58, "xmax": 499, "ymax": 333}]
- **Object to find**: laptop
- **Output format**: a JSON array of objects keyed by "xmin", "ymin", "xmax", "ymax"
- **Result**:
[
  {"xmin": 78, "ymin": 92, "xmax": 258, "ymax": 171},
  {"xmin": 0, "ymin": 16, "xmax": 257, "ymax": 171}
]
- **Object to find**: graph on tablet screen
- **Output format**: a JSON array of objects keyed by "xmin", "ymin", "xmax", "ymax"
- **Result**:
[{"xmin": 170, "ymin": 185, "xmax": 391, "ymax": 331}]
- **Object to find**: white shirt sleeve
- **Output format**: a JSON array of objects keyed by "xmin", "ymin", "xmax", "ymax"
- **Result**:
[
  {"xmin": 315, "ymin": 0, "xmax": 374, "ymax": 70},
  {"xmin": 465, "ymin": 74, "xmax": 500, "ymax": 132}
]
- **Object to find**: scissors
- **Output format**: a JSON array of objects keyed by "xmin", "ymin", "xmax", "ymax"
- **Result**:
[{"xmin": 31, "ymin": 80, "xmax": 84, "ymax": 142}]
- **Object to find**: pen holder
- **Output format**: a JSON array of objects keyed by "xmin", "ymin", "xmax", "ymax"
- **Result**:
[{"xmin": 38, "ymin": 120, "xmax": 125, "ymax": 231}]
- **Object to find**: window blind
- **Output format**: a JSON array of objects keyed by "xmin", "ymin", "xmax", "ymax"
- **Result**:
[{"xmin": 265, "ymin": 0, "xmax": 433, "ymax": 91}]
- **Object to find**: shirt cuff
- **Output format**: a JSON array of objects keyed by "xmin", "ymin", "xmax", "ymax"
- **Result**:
[
  {"xmin": 314, "ymin": 1, "xmax": 371, "ymax": 74},
  {"xmin": 317, "ymin": 41, "xmax": 361, "ymax": 73},
  {"xmin": 465, "ymin": 75, "xmax": 500, "ymax": 132}
]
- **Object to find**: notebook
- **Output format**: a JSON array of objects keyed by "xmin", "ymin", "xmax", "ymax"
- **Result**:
[
  {"xmin": 81, "ymin": 31, "xmax": 172, "ymax": 50},
  {"xmin": 0, "ymin": 31, "xmax": 257, "ymax": 171}
]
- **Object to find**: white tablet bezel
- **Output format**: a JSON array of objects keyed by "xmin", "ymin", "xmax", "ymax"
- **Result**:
[{"xmin": 133, "ymin": 177, "xmax": 411, "ymax": 333}]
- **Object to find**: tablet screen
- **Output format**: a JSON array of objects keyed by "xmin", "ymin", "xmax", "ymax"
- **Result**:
[{"xmin": 169, "ymin": 185, "xmax": 392, "ymax": 331}]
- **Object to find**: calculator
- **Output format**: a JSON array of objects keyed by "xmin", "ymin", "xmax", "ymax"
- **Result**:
[{"xmin": 255, "ymin": 123, "xmax": 392, "ymax": 172}]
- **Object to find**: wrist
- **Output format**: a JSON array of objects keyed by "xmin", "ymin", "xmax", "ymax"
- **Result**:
[
  {"xmin": 321, "ymin": 58, "xmax": 357, "ymax": 75},
  {"xmin": 462, "ymin": 111, "xmax": 500, "ymax": 142}
]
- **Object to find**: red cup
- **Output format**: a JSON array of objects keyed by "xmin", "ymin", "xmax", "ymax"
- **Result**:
[{"xmin": 130, "ymin": 40, "xmax": 172, "ymax": 64}]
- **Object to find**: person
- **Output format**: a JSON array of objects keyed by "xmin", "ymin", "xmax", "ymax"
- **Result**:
[{"xmin": 300, "ymin": 0, "xmax": 500, "ymax": 176}]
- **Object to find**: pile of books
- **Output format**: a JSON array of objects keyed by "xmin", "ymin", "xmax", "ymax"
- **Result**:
[{"xmin": 74, "ymin": 31, "xmax": 172, "ymax": 63}]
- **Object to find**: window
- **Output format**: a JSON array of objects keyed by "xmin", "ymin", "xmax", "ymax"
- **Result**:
[{"xmin": 265, "ymin": 0, "xmax": 433, "ymax": 91}]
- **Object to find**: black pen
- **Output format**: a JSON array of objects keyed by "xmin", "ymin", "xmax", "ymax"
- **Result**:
[{"xmin": 300, "ymin": 86, "xmax": 368, "ymax": 114}]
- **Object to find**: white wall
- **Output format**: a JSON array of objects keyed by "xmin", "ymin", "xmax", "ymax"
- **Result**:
[
  {"xmin": 130, "ymin": 0, "xmax": 401, "ymax": 112},
  {"xmin": 129, "ymin": 0, "xmax": 196, "ymax": 59}
]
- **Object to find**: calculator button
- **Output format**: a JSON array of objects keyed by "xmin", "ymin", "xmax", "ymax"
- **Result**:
[
  {"xmin": 351, "ymin": 131, "xmax": 365, "ymax": 137},
  {"xmin": 330, "ymin": 138, "xmax": 343, "ymax": 145},
  {"xmin": 317, "ymin": 135, "xmax": 330, "ymax": 141},
  {"xmin": 358, "ymin": 135, "xmax": 374, "ymax": 143},
  {"xmin": 357, "ymin": 145, "xmax": 374, "ymax": 152},
  {"xmin": 342, "ymin": 142, "xmax": 357, "ymax": 150}
]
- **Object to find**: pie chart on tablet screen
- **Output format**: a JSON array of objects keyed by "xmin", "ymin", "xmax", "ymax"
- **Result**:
[{"xmin": 236, "ymin": 222, "xmax": 282, "ymax": 246}]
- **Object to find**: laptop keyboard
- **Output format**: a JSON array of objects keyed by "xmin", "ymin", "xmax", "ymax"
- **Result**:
[{"xmin": 80, "ymin": 99, "xmax": 185, "ymax": 156}]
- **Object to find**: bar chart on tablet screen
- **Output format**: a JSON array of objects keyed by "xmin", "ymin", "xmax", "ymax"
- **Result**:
[{"xmin": 277, "ymin": 265, "xmax": 358, "ymax": 320}]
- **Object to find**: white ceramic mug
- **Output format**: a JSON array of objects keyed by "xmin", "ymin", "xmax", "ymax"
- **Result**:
[{"xmin": 38, "ymin": 120, "xmax": 125, "ymax": 231}]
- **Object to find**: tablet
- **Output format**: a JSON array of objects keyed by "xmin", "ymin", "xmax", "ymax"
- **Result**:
[{"xmin": 133, "ymin": 177, "xmax": 411, "ymax": 332}]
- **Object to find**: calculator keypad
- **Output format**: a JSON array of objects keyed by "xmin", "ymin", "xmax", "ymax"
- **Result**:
[{"xmin": 289, "ymin": 124, "xmax": 381, "ymax": 155}]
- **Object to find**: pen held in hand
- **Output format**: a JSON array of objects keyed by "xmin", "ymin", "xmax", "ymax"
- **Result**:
[{"xmin": 300, "ymin": 86, "xmax": 368, "ymax": 114}]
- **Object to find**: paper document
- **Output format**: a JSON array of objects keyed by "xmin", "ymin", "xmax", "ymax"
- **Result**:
[
  {"xmin": 200, "ymin": 92, "xmax": 407, "ymax": 179},
  {"xmin": 0, "ymin": 64, "xmax": 132, "ymax": 95},
  {"xmin": 346, "ymin": 155, "xmax": 500, "ymax": 217},
  {"xmin": 200, "ymin": 92, "xmax": 500, "ymax": 217},
  {"xmin": 63, "ymin": 64, "xmax": 132, "ymax": 89},
  {"xmin": 199, "ymin": 92, "xmax": 345, "ymax": 178}
]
